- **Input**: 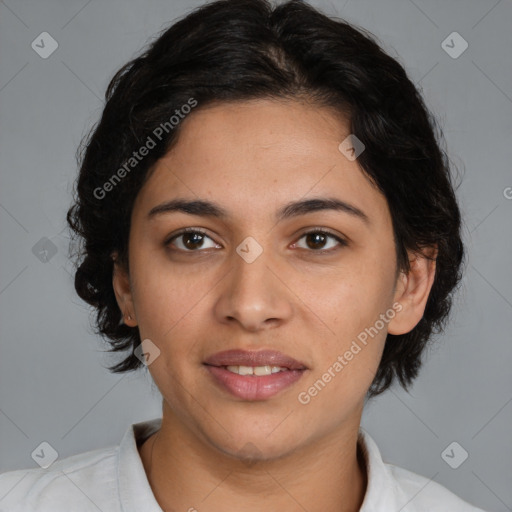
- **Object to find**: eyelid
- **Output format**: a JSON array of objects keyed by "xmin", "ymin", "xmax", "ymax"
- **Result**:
[
  {"xmin": 294, "ymin": 227, "xmax": 348, "ymax": 251},
  {"xmin": 164, "ymin": 226, "xmax": 348, "ymax": 252},
  {"xmin": 164, "ymin": 227, "xmax": 215, "ymax": 246}
]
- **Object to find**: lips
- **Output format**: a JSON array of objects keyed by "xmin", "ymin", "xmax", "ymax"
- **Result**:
[
  {"xmin": 203, "ymin": 349, "xmax": 308, "ymax": 370},
  {"xmin": 203, "ymin": 349, "xmax": 308, "ymax": 400}
]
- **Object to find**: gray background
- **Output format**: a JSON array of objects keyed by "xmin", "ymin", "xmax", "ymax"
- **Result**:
[{"xmin": 0, "ymin": 0, "xmax": 511, "ymax": 510}]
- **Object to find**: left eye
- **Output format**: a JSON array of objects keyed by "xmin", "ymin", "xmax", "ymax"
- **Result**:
[
  {"xmin": 165, "ymin": 228, "xmax": 346, "ymax": 253},
  {"xmin": 294, "ymin": 230, "xmax": 347, "ymax": 252}
]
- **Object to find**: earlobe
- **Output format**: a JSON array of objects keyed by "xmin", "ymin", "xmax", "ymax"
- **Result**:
[
  {"xmin": 111, "ymin": 253, "xmax": 137, "ymax": 327},
  {"xmin": 388, "ymin": 246, "xmax": 437, "ymax": 335}
]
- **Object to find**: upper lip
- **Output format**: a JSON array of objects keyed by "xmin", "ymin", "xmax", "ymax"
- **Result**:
[{"xmin": 204, "ymin": 349, "xmax": 307, "ymax": 370}]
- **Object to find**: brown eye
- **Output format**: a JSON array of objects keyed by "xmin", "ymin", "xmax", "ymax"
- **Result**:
[
  {"xmin": 166, "ymin": 229, "xmax": 219, "ymax": 252},
  {"xmin": 295, "ymin": 230, "xmax": 347, "ymax": 252}
]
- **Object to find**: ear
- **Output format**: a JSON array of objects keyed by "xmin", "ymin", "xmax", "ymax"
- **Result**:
[
  {"xmin": 387, "ymin": 246, "xmax": 437, "ymax": 335},
  {"xmin": 111, "ymin": 252, "xmax": 137, "ymax": 327}
]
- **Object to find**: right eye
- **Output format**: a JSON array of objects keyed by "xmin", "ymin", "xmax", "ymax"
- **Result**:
[{"xmin": 165, "ymin": 228, "xmax": 221, "ymax": 252}]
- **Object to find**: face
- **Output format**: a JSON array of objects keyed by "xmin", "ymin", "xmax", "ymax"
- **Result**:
[{"xmin": 113, "ymin": 98, "xmax": 427, "ymax": 460}]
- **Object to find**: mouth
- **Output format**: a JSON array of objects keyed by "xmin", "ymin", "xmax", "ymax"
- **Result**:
[
  {"xmin": 203, "ymin": 349, "xmax": 308, "ymax": 400},
  {"xmin": 203, "ymin": 349, "xmax": 308, "ymax": 370}
]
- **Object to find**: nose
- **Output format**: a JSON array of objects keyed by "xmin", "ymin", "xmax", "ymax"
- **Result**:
[{"xmin": 213, "ymin": 244, "xmax": 294, "ymax": 332}]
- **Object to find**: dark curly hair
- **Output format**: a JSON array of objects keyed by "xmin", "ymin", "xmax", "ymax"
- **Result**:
[{"xmin": 66, "ymin": 0, "xmax": 464, "ymax": 398}]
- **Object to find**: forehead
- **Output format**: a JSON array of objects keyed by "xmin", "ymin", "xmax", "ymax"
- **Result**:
[{"xmin": 133, "ymin": 99, "xmax": 390, "ymax": 228}]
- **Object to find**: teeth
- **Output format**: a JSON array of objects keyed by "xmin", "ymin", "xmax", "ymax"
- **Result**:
[
  {"xmin": 254, "ymin": 365, "xmax": 271, "ymax": 376},
  {"xmin": 238, "ymin": 365, "xmax": 254, "ymax": 376},
  {"xmin": 225, "ymin": 365, "xmax": 288, "ymax": 376}
]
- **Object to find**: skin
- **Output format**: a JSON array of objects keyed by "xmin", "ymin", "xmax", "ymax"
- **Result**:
[{"xmin": 112, "ymin": 98, "xmax": 436, "ymax": 512}]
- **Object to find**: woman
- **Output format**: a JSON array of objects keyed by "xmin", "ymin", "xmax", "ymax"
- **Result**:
[{"xmin": 0, "ymin": 0, "xmax": 486, "ymax": 510}]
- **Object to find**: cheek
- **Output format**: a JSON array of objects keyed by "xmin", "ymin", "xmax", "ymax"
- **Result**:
[
  {"xmin": 130, "ymin": 258, "xmax": 206, "ymax": 396},
  {"xmin": 304, "ymin": 254, "xmax": 396, "ymax": 344},
  {"xmin": 130, "ymin": 249, "xmax": 207, "ymax": 338},
  {"xmin": 295, "ymin": 253, "xmax": 396, "ymax": 404},
  {"xmin": 295, "ymin": 278, "xmax": 391, "ymax": 419}
]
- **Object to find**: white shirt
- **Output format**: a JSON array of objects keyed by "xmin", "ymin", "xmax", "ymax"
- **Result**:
[{"xmin": 0, "ymin": 417, "xmax": 486, "ymax": 511}]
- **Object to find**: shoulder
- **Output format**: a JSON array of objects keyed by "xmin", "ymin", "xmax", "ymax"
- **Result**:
[
  {"xmin": 388, "ymin": 463, "xmax": 487, "ymax": 511},
  {"xmin": 358, "ymin": 429, "xmax": 487, "ymax": 511},
  {"xmin": 0, "ymin": 445, "xmax": 119, "ymax": 512}
]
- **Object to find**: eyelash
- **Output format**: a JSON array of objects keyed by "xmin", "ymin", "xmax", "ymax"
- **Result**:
[{"xmin": 164, "ymin": 227, "xmax": 348, "ymax": 254}]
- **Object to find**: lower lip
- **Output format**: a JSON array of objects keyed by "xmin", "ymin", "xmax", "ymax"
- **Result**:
[{"xmin": 205, "ymin": 365, "xmax": 306, "ymax": 400}]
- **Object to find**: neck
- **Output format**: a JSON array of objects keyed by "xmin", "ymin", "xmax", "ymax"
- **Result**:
[{"xmin": 139, "ymin": 406, "xmax": 367, "ymax": 512}]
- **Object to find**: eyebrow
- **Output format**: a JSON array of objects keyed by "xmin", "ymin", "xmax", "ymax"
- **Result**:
[{"xmin": 147, "ymin": 197, "xmax": 370, "ymax": 224}]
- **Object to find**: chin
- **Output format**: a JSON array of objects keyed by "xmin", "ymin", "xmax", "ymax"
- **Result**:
[
  {"xmin": 198, "ymin": 416, "xmax": 303, "ymax": 461},
  {"xmin": 216, "ymin": 434, "xmax": 301, "ymax": 464}
]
